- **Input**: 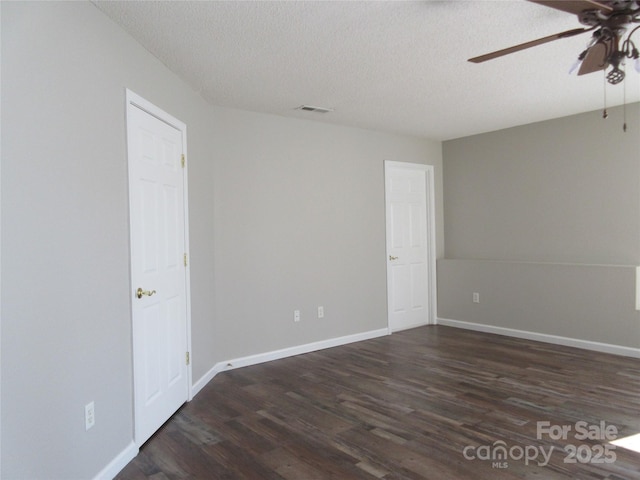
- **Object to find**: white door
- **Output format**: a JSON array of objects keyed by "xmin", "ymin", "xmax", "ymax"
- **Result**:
[
  {"xmin": 127, "ymin": 92, "xmax": 190, "ymax": 446},
  {"xmin": 385, "ymin": 161, "xmax": 436, "ymax": 332}
]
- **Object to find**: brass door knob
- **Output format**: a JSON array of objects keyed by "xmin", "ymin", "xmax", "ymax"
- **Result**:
[
  {"xmin": 389, "ymin": 255, "xmax": 398, "ymax": 260},
  {"xmin": 136, "ymin": 288, "xmax": 157, "ymax": 299}
]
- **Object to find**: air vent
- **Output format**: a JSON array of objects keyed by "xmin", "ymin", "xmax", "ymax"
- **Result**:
[{"xmin": 296, "ymin": 105, "xmax": 334, "ymax": 114}]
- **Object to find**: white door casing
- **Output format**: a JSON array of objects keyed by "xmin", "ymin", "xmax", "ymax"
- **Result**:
[
  {"xmin": 126, "ymin": 90, "xmax": 191, "ymax": 446},
  {"xmin": 385, "ymin": 161, "xmax": 437, "ymax": 332}
]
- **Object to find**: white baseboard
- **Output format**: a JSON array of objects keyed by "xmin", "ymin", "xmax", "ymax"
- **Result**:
[
  {"xmin": 191, "ymin": 327, "xmax": 390, "ymax": 397},
  {"xmin": 93, "ymin": 441, "xmax": 138, "ymax": 480},
  {"xmin": 101, "ymin": 329, "xmax": 389, "ymax": 478},
  {"xmin": 437, "ymin": 318, "xmax": 640, "ymax": 358}
]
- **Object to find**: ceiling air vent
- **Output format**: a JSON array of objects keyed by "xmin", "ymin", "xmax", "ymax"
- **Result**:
[{"xmin": 296, "ymin": 105, "xmax": 334, "ymax": 114}]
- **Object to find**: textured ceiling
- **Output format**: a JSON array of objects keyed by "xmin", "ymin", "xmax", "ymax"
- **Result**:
[{"xmin": 93, "ymin": 0, "xmax": 640, "ymax": 140}]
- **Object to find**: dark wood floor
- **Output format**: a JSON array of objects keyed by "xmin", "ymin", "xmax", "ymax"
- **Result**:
[{"xmin": 116, "ymin": 325, "xmax": 640, "ymax": 479}]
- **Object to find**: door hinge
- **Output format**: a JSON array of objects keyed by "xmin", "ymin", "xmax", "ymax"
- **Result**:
[
  {"xmin": 183, "ymin": 253, "xmax": 188, "ymax": 267},
  {"xmin": 186, "ymin": 351, "xmax": 190, "ymax": 366},
  {"xmin": 181, "ymin": 154, "xmax": 185, "ymax": 168}
]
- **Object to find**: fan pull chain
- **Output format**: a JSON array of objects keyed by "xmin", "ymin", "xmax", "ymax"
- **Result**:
[
  {"xmin": 603, "ymin": 70, "xmax": 608, "ymax": 119},
  {"xmin": 623, "ymin": 63, "xmax": 627, "ymax": 132}
]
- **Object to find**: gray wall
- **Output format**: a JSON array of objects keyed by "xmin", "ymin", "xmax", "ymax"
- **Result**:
[
  {"xmin": 0, "ymin": 2, "xmax": 443, "ymax": 478},
  {"xmin": 443, "ymin": 105, "xmax": 640, "ymax": 265},
  {"xmin": 209, "ymin": 107, "xmax": 443, "ymax": 362},
  {"xmin": 1, "ymin": 2, "xmax": 214, "ymax": 478},
  {"xmin": 440, "ymin": 105, "xmax": 640, "ymax": 347},
  {"xmin": 438, "ymin": 259, "xmax": 639, "ymax": 348}
]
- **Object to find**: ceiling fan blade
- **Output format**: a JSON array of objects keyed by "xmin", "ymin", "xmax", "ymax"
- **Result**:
[
  {"xmin": 577, "ymin": 39, "xmax": 610, "ymax": 75},
  {"xmin": 527, "ymin": 0, "xmax": 613, "ymax": 15},
  {"xmin": 468, "ymin": 28, "xmax": 590, "ymax": 63}
]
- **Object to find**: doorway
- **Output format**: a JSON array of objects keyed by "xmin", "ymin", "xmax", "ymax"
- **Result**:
[
  {"xmin": 384, "ymin": 161, "xmax": 437, "ymax": 332},
  {"xmin": 126, "ymin": 90, "xmax": 192, "ymax": 446}
]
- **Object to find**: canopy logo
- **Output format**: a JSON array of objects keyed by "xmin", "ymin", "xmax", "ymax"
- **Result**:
[
  {"xmin": 462, "ymin": 421, "xmax": 618, "ymax": 469},
  {"xmin": 462, "ymin": 440, "xmax": 553, "ymax": 469}
]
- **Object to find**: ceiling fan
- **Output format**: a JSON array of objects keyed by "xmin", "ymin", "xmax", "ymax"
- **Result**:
[{"xmin": 469, "ymin": 0, "xmax": 640, "ymax": 85}]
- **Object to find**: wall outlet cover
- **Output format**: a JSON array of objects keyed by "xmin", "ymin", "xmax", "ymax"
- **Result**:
[{"xmin": 85, "ymin": 401, "xmax": 95, "ymax": 431}]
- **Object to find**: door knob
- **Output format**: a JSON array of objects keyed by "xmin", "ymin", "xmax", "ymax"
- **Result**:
[
  {"xmin": 389, "ymin": 255, "xmax": 398, "ymax": 260},
  {"xmin": 136, "ymin": 288, "xmax": 157, "ymax": 299}
]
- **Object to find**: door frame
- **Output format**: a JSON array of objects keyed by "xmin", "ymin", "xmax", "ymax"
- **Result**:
[
  {"xmin": 384, "ymin": 161, "xmax": 437, "ymax": 333},
  {"xmin": 125, "ymin": 89, "xmax": 193, "ymax": 445}
]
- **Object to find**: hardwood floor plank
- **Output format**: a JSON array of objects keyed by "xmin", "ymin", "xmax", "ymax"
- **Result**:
[
  {"xmin": 116, "ymin": 326, "xmax": 640, "ymax": 479},
  {"xmin": 170, "ymin": 410, "xmax": 223, "ymax": 446}
]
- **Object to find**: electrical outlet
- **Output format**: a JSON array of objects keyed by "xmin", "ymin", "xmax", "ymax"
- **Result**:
[
  {"xmin": 85, "ymin": 401, "xmax": 95, "ymax": 431},
  {"xmin": 318, "ymin": 306, "xmax": 324, "ymax": 318},
  {"xmin": 294, "ymin": 310, "xmax": 300, "ymax": 322},
  {"xmin": 473, "ymin": 292, "xmax": 480, "ymax": 304}
]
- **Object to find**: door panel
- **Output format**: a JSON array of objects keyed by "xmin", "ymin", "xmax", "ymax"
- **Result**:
[
  {"xmin": 391, "ymin": 264, "xmax": 408, "ymax": 314},
  {"xmin": 141, "ymin": 304, "xmax": 162, "ymax": 403},
  {"xmin": 385, "ymin": 162, "xmax": 436, "ymax": 332},
  {"xmin": 390, "ymin": 202, "xmax": 405, "ymax": 249},
  {"xmin": 409, "ymin": 202, "xmax": 423, "ymax": 246},
  {"xmin": 128, "ymin": 99, "xmax": 189, "ymax": 446},
  {"xmin": 410, "ymin": 262, "xmax": 426, "ymax": 309}
]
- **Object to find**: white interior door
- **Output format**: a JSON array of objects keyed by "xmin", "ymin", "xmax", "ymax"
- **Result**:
[
  {"xmin": 385, "ymin": 161, "xmax": 436, "ymax": 332},
  {"xmin": 127, "ymin": 92, "xmax": 190, "ymax": 446}
]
